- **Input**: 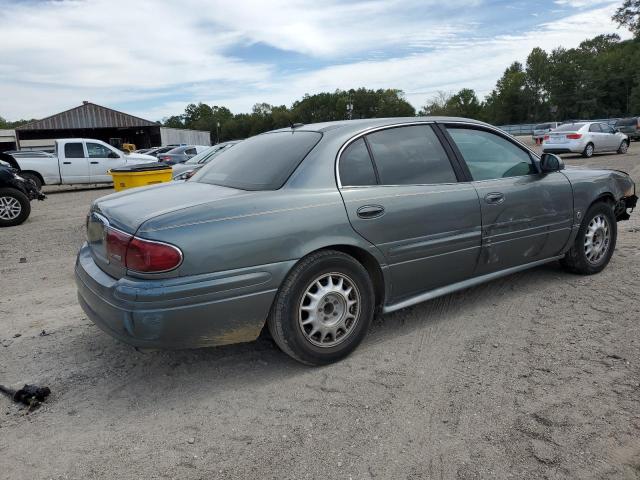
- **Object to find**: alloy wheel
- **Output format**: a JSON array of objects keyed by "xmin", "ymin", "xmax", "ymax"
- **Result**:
[
  {"xmin": 584, "ymin": 214, "xmax": 610, "ymax": 264},
  {"xmin": 0, "ymin": 196, "xmax": 22, "ymax": 220},
  {"xmin": 298, "ymin": 272, "xmax": 361, "ymax": 348}
]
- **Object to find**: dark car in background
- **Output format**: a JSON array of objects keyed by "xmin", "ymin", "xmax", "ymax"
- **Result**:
[
  {"xmin": 614, "ymin": 117, "xmax": 640, "ymax": 141},
  {"xmin": 76, "ymin": 117, "xmax": 636, "ymax": 365},
  {"xmin": 172, "ymin": 140, "xmax": 241, "ymax": 180},
  {"xmin": 0, "ymin": 152, "xmax": 45, "ymax": 227},
  {"xmin": 157, "ymin": 145, "xmax": 209, "ymax": 165}
]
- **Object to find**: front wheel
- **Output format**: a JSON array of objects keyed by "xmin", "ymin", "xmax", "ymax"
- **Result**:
[
  {"xmin": 561, "ymin": 202, "xmax": 616, "ymax": 275},
  {"xmin": 582, "ymin": 143, "xmax": 594, "ymax": 158},
  {"xmin": 0, "ymin": 188, "xmax": 31, "ymax": 227},
  {"xmin": 617, "ymin": 140, "xmax": 629, "ymax": 154},
  {"xmin": 267, "ymin": 250, "xmax": 375, "ymax": 365}
]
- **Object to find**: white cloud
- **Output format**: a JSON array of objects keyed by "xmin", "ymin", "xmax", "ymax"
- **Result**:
[{"xmin": 0, "ymin": 0, "xmax": 631, "ymax": 121}]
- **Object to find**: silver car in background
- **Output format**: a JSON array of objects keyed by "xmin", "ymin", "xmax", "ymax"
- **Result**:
[
  {"xmin": 172, "ymin": 140, "xmax": 241, "ymax": 180},
  {"xmin": 542, "ymin": 122, "xmax": 629, "ymax": 157},
  {"xmin": 76, "ymin": 117, "xmax": 637, "ymax": 365}
]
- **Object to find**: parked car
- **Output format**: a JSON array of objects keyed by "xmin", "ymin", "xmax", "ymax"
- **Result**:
[
  {"xmin": 0, "ymin": 153, "xmax": 45, "ymax": 227},
  {"xmin": 157, "ymin": 145, "xmax": 209, "ymax": 165},
  {"xmin": 76, "ymin": 117, "xmax": 637, "ymax": 365},
  {"xmin": 172, "ymin": 141, "xmax": 241, "ymax": 180},
  {"xmin": 12, "ymin": 139, "xmax": 156, "ymax": 187},
  {"xmin": 614, "ymin": 117, "xmax": 640, "ymax": 141},
  {"xmin": 145, "ymin": 146, "xmax": 176, "ymax": 158},
  {"xmin": 542, "ymin": 122, "xmax": 629, "ymax": 158},
  {"xmin": 532, "ymin": 122, "xmax": 560, "ymax": 144}
]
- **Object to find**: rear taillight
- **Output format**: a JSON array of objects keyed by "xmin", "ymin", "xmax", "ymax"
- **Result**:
[
  {"xmin": 106, "ymin": 228, "xmax": 132, "ymax": 264},
  {"xmin": 544, "ymin": 135, "xmax": 550, "ymax": 141},
  {"xmin": 105, "ymin": 227, "xmax": 182, "ymax": 273},
  {"xmin": 566, "ymin": 134, "xmax": 582, "ymax": 139},
  {"xmin": 126, "ymin": 237, "xmax": 183, "ymax": 273}
]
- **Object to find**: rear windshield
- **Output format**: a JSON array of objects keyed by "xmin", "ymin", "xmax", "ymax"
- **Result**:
[
  {"xmin": 555, "ymin": 123, "xmax": 585, "ymax": 132},
  {"xmin": 534, "ymin": 123, "xmax": 551, "ymax": 130},
  {"xmin": 615, "ymin": 118, "xmax": 637, "ymax": 126},
  {"xmin": 192, "ymin": 131, "xmax": 322, "ymax": 190}
]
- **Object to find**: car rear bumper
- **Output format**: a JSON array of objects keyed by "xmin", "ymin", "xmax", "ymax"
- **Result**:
[
  {"xmin": 542, "ymin": 140, "xmax": 585, "ymax": 154},
  {"xmin": 75, "ymin": 243, "xmax": 295, "ymax": 349}
]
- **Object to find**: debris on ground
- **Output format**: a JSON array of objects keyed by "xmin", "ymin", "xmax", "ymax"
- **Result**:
[
  {"xmin": 39, "ymin": 330, "xmax": 51, "ymax": 337},
  {"xmin": 0, "ymin": 384, "xmax": 51, "ymax": 412}
]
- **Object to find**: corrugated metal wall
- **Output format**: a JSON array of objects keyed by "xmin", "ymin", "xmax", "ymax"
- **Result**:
[{"xmin": 160, "ymin": 127, "xmax": 211, "ymax": 146}]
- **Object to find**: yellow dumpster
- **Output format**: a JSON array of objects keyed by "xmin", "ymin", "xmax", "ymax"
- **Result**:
[{"xmin": 109, "ymin": 163, "xmax": 173, "ymax": 192}]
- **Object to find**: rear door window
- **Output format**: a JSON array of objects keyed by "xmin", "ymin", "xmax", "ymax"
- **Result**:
[
  {"xmin": 339, "ymin": 138, "xmax": 377, "ymax": 186},
  {"xmin": 194, "ymin": 131, "xmax": 322, "ymax": 190},
  {"xmin": 64, "ymin": 143, "xmax": 85, "ymax": 158},
  {"xmin": 589, "ymin": 124, "xmax": 602, "ymax": 133},
  {"xmin": 365, "ymin": 125, "xmax": 457, "ymax": 185},
  {"xmin": 447, "ymin": 127, "xmax": 536, "ymax": 181}
]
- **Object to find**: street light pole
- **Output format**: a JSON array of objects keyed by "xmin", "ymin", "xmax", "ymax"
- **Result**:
[
  {"xmin": 346, "ymin": 102, "xmax": 353, "ymax": 120},
  {"xmin": 216, "ymin": 121, "xmax": 220, "ymax": 144}
]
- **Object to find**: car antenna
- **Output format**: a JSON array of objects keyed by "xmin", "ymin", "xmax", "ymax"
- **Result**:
[{"xmin": 290, "ymin": 122, "xmax": 304, "ymax": 129}]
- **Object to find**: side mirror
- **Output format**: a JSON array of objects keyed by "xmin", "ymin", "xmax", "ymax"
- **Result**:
[
  {"xmin": 540, "ymin": 153, "xmax": 564, "ymax": 173},
  {"xmin": 108, "ymin": 151, "xmax": 121, "ymax": 159}
]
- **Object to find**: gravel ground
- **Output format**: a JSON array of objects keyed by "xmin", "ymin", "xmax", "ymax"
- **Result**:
[{"xmin": 1, "ymin": 144, "xmax": 639, "ymax": 479}]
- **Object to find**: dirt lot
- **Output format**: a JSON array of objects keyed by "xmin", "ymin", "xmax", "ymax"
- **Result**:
[{"xmin": 1, "ymin": 143, "xmax": 639, "ymax": 479}]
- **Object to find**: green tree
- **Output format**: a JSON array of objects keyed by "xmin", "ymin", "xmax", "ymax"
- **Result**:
[{"xmin": 613, "ymin": 0, "xmax": 640, "ymax": 37}]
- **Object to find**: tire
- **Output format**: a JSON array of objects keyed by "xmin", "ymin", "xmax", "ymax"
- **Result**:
[
  {"xmin": 20, "ymin": 172, "xmax": 43, "ymax": 190},
  {"xmin": 617, "ymin": 140, "xmax": 629, "ymax": 154},
  {"xmin": 582, "ymin": 143, "xmax": 594, "ymax": 158},
  {"xmin": 561, "ymin": 201, "xmax": 616, "ymax": 275},
  {"xmin": 267, "ymin": 250, "xmax": 375, "ymax": 366},
  {"xmin": 0, "ymin": 188, "xmax": 31, "ymax": 227}
]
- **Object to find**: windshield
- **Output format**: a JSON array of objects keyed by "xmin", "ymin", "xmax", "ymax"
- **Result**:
[
  {"xmin": 184, "ymin": 144, "xmax": 231, "ymax": 165},
  {"xmin": 193, "ymin": 131, "xmax": 322, "ymax": 190},
  {"xmin": 555, "ymin": 123, "xmax": 585, "ymax": 132}
]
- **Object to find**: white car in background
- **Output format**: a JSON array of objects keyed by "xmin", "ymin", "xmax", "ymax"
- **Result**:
[{"xmin": 542, "ymin": 122, "xmax": 629, "ymax": 158}]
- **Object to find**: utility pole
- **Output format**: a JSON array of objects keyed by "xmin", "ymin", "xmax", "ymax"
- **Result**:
[
  {"xmin": 216, "ymin": 121, "xmax": 220, "ymax": 144},
  {"xmin": 346, "ymin": 102, "xmax": 354, "ymax": 120}
]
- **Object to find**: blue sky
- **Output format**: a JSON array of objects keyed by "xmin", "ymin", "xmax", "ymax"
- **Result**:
[{"xmin": 0, "ymin": 0, "xmax": 628, "ymax": 121}]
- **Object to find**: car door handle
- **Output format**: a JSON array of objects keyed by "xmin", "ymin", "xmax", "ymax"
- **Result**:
[
  {"xmin": 485, "ymin": 192, "xmax": 505, "ymax": 205},
  {"xmin": 63, "ymin": 161, "xmax": 71, "ymax": 165},
  {"xmin": 357, "ymin": 205, "xmax": 385, "ymax": 219},
  {"xmin": 90, "ymin": 161, "xmax": 99, "ymax": 164}
]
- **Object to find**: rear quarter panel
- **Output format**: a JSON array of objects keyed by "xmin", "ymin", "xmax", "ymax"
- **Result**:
[{"xmin": 136, "ymin": 188, "xmax": 386, "ymax": 279}]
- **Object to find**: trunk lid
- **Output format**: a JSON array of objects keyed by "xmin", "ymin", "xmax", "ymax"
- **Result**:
[{"xmin": 87, "ymin": 181, "xmax": 247, "ymax": 278}]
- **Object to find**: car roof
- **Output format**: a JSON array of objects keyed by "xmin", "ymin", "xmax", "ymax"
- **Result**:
[{"xmin": 269, "ymin": 116, "xmax": 489, "ymax": 136}]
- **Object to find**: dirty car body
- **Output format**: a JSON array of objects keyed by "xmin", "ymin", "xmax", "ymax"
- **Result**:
[{"xmin": 75, "ymin": 117, "xmax": 637, "ymax": 363}]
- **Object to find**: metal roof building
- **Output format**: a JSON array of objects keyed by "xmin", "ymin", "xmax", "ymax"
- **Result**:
[{"xmin": 16, "ymin": 102, "xmax": 210, "ymax": 151}]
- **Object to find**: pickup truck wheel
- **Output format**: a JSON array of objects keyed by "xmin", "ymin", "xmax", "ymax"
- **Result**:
[
  {"xmin": 617, "ymin": 140, "xmax": 629, "ymax": 154},
  {"xmin": 0, "ymin": 188, "xmax": 31, "ymax": 227},
  {"xmin": 582, "ymin": 143, "xmax": 594, "ymax": 158},
  {"xmin": 561, "ymin": 202, "xmax": 616, "ymax": 275},
  {"xmin": 20, "ymin": 172, "xmax": 43, "ymax": 190},
  {"xmin": 267, "ymin": 250, "xmax": 375, "ymax": 366}
]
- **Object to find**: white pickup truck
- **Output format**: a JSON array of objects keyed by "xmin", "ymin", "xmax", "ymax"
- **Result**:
[{"xmin": 13, "ymin": 138, "xmax": 156, "ymax": 188}]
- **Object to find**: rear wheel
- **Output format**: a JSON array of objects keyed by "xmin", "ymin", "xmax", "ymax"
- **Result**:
[
  {"xmin": 0, "ymin": 188, "xmax": 31, "ymax": 227},
  {"xmin": 561, "ymin": 202, "xmax": 616, "ymax": 275},
  {"xmin": 20, "ymin": 172, "xmax": 43, "ymax": 190},
  {"xmin": 267, "ymin": 250, "xmax": 375, "ymax": 365},
  {"xmin": 617, "ymin": 140, "xmax": 629, "ymax": 154},
  {"xmin": 582, "ymin": 143, "xmax": 594, "ymax": 158}
]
